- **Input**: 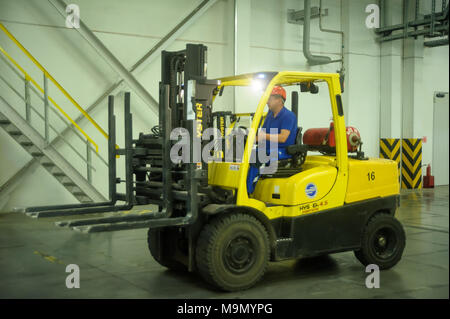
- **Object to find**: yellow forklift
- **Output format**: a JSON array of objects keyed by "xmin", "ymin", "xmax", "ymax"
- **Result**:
[
  {"xmin": 202, "ymin": 71, "xmax": 405, "ymax": 291},
  {"xmin": 26, "ymin": 44, "xmax": 405, "ymax": 292}
]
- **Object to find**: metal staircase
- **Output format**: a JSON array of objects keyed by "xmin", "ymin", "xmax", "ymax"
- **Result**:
[
  {"xmin": 0, "ymin": 97, "xmax": 105, "ymax": 203},
  {"xmin": 0, "ymin": 22, "xmax": 109, "ymax": 208}
]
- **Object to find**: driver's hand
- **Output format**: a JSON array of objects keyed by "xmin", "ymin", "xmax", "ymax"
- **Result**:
[{"xmin": 257, "ymin": 129, "xmax": 266, "ymax": 142}]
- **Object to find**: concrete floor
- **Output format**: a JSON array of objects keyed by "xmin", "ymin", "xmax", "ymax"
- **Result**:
[{"xmin": 0, "ymin": 186, "xmax": 448, "ymax": 299}]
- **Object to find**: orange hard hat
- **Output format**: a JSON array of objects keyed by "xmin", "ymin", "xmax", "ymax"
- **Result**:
[{"xmin": 271, "ymin": 86, "xmax": 286, "ymax": 101}]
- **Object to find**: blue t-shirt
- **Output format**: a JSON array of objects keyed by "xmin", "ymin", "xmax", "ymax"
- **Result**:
[{"xmin": 262, "ymin": 106, "xmax": 297, "ymax": 150}]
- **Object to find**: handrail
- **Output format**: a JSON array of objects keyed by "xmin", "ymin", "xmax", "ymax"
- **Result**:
[
  {"xmin": 0, "ymin": 44, "xmax": 99, "ymax": 152},
  {"xmin": 0, "ymin": 52, "xmax": 108, "ymax": 166},
  {"xmin": 28, "ymin": 101, "xmax": 97, "ymax": 172},
  {"xmin": 0, "ymin": 68, "xmax": 108, "ymax": 167},
  {"xmin": 0, "ymin": 22, "xmax": 108, "ymax": 143}
]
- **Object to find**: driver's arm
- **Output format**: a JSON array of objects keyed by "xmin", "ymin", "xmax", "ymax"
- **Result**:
[{"xmin": 257, "ymin": 129, "xmax": 290, "ymax": 143}]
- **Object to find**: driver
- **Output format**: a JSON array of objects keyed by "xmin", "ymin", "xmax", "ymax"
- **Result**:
[
  {"xmin": 257, "ymin": 86, "xmax": 297, "ymax": 151},
  {"xmin": 247, "ymin": 86, "xmax": 298, "ymax": 194}
]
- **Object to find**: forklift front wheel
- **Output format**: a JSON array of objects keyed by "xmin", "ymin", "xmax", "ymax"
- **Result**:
[
  {"xmin": 147, "ymin": 228, "xmax": 186, "ymax": 271},
  {"xmin": 354, "ymin": 214, "xmax": 406, "ymax": 270},
  {"xmin": 195, "ymin": 213, "xmax": 270, "ymax": 292}
]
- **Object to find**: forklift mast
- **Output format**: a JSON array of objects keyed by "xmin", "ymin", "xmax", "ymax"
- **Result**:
[
  {"xmin": 133, "ymin": 44, "xmax": 219, "ymax": 226},
  {"xmin": 23, "ymin": 44, "xmax": 219, "ymax": 233}
]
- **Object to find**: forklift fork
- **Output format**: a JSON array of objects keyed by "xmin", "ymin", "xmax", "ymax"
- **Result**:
[{"xmin": 25, "ymin": 91, "xmax": 200, "ymax": 233}]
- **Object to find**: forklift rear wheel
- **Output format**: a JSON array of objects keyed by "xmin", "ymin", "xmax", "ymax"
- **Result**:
[
  {"xmin": 354, "ymin": 214, "xmax": 405, "ymax": 270},
  {"xmin": 195, "ymin": 213, "xmax": 270, "ymax": 291},
  {"xmin": 147, "ymin": 228, "xmax": 186, "ymax": 271}
]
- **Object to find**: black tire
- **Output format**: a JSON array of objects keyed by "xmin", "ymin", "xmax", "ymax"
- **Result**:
[
  {"xmin": 195, "ymin": 213, "xmax": 270, "ymax": 292},
  {"xmin": 147, "ymin": 228, "xmax": 186, "ymax": 271},
  {"xmin": 354, "ymin": 214, "xmax": 406, "ymax": 270}
]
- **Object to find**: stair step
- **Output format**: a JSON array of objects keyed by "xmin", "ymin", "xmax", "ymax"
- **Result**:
[
  {"xmin": 31, "ymin": 152, "xmax": 44, "ymax": 157},
  {"xmin": 63, "ymin": 182, "xmax": 76, "ymax": 187},
  {"xmin": 1, "ymin": 100, "xmax": 102, "ymax": 205},
  {"xmin": 58, "ymin": 177, "xmax": 71, "ymax": 183},
  {"xmin": 20, "ymin": 141, "xmax": 34, "ymax": 147},
  {"xmin": 53, "ymin": 172, "xmax": 66, "ymax": 177}
]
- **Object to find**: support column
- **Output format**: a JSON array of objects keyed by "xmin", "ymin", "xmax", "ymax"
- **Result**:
[
  {"xmin": 401, "ymin": 0, "xmax": 425, "ymax": 188},
  {"xmin": 380, "ymin": 0, "xmax": 403, "ymax": 139},
  {"xmin": 401, "ymin": 0, "xmax": 424, "ymax": 139},
  {"xmin": 379, "ymin": 2, "xmax": 403, "ymax": 177},
  {"xmin": 234, "ymin": 0, "xmax": 251, "ymax": 75},
  {"xmin": 234, "ymin": 0, "xmax": 251, "ymax": 113}
]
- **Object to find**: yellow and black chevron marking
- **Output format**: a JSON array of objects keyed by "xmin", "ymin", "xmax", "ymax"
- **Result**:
[
  {"xmin": 380, "ymin": 138, "xmax": 401, "ymax": 170},
  {"xmin": 380, "ymin": 138, "xmax": 401, "ymax": 183},
  {"xmin": 401, "ymin": 138, "xmax": 422, "ymax": 189}
]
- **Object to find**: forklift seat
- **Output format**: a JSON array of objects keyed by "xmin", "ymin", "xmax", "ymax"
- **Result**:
[
  {"xmin": 283, "ymin": 126, "xmax": 308, "ymax": 168},
  {"xmin": 257, "ymin": 127, "xmax": 307, "ymax": 180},
  {"xmin": 286, "ymin": 127, "xmax": 308, "ymax": 156}
]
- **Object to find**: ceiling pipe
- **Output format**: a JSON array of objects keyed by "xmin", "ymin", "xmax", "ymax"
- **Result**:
[
  {"xmin": 424, "ymin": 36, "xmax": 449, "ymax": 47},
  {"xmin": 377, "ymin": 0, "xmax": 449, "ymax": 42},
  {"xmin": 303, "ymin": 0, "xmax": 332, "ymax": 65}
]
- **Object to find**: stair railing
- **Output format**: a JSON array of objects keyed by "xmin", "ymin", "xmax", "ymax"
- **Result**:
[
  {"xmin": 0, "ymin": 22, "xmax": 111, "ymax": 184},
  {"xmin": 0, "ymin": 47, "xmax": 109, "ymax": 182}
]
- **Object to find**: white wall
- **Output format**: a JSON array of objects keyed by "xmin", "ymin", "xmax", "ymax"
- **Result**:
[
  {"xmin": 239, "ymin": 0, "xmax": 382, "ymax": 157},
  {"xmin": 0, "ymin": 0, "xmax": 448, "ymax": 210},
  {"xmin": 419, "ymin": 45, "xmax": 449, "ymax": 169},
  {"xmin": 0, "ymin": 0, "xmax": 234, "ymax": 210}
]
